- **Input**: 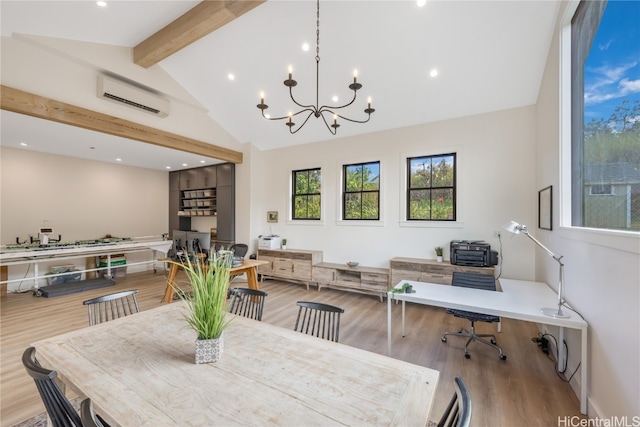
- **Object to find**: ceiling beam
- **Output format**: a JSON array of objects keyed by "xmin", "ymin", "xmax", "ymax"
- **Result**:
[
  {"xmin": 134, "ymin": 0, "xmax": 265, "ymax": 68},
  {"xmin": 0, "ymin": 85, "xmax": 243, "ymax": 164}
]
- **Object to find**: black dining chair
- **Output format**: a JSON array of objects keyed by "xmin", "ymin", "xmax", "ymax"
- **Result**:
[
  {"xmin": 436, "ymin": 376, "xmax": 472, "ymax": 427},
  {"xmin": 22, "ymin": 346, "xmax": 83, "ymax": 427},
  {"xmin": 228, "ymin": 287, "xmax": 268, "ymax": 321},
  {"xmin": 82, "ymin": 289, "xmax": 140, "ymax": 326},
  {"xmin": 294, "ymin": 301, "xmax": 344, "ymax": 342},
  {"xmin": 441, "ymin": 272, "xmax": 506, "ymax": 360},
  {"xmin": 80, "ymin": 398, "xmax": 110, "ymax": 427}
]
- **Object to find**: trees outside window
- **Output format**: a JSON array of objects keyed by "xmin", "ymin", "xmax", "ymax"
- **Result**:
[
  {"xmin": 572, "ymin": 1, "xmax": 640, "ymax": 231},
  {"xmin": 407, "ymin": 154, "xmax": 456, "ymax": 221},
  {"xmin": 292, "ymin": 168, "xmax": 321, "ymax": 220},
  {"xmin": 343, "ymin": 162, "xmax": 380, "ymax": 220}
]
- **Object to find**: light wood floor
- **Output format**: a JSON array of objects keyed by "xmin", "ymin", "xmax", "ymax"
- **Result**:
[{"xmin": 1, "ymin": 270, "xmax": 586, "ymax": 426}]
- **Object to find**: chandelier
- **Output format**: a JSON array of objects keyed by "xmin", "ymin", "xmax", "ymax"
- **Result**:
[{"xmin": 256, "ymin": 0, "xmax": 375, "ymax": 135}]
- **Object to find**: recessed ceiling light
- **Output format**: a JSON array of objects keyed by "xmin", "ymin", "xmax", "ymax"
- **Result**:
[
  {"xmin": 417, "ymin": 0, "xmax": 427, "ymax": 7},
  {"xmin": 302, "ymin": 43, "xmax": 309, "ymax": 52},
  {"xmin": 430, "ymin": 69, "xmax": 439, "ymax": 77},
  {"xmin": 19, "ymin": 142, "xmax": 28, "ymax": 147},
  {"xmin": 182, "ymin": 163, "xmax": 188, "ymax": 167},
  {"xmin": 166, "ymin": 166, "xmax": 171, "ymax": 170},
  {"xmin": 200, "ymin": 160, "xmax": 206, "ymax": 164},
  {"xmin": 96, "ymin": 1, "xmax": 107, "ymax": 7},
  {"xmin": 116, "ymin": 158, "xmax": 122, "ymax": 162},
  {"xmin": 332, "ymin": 95, "xmax": 339, "ymax": 103},
  {"xmin": 228, "ymin": 73, "xmax": 235, "ymax": 81}
]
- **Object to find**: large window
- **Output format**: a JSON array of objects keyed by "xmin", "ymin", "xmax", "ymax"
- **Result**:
[
  {"xmin": 407, "ymin": 154, "xmax": 456, "ymax": 221},
  {"xmin": 292, "ymin": 168, "xmax": 321, "ymax": 220},
  {"xmin": 572, "ymin": 1, "xmax": 640, "ymax": 232},
  {"xmin": 343, "ymin": 161, "xmax": 380, "ymax": 220}
]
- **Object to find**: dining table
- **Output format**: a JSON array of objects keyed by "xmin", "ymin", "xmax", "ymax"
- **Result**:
[
  {"xmin": 32, "ymin": 302, "xmax": 440, "ymax": 426},
  {"xmin": 161, "ymin": 258, "xmax": 268, "ymax": 303}
]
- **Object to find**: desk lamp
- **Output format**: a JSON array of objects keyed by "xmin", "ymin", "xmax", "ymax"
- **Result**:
[{"xmin": 502, "ymin": 220, "xmax": 570, "ymax": 318}]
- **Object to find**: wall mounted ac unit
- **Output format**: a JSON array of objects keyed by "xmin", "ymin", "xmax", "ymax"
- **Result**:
[{"xmin": 97, "ymin": 74, "xmax": 170, "ymax": 118}]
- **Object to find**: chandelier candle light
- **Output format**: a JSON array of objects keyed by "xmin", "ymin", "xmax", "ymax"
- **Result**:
[
  {"xmin": 256, "ymin": 0, "xmax": 375, "ymax": 134},
  {"xmin": 502, "ymin": 220, "xmax": 570, "ymax": 319}
]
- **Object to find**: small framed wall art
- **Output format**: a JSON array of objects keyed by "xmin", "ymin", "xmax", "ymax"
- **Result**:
[
  {"xmin": 538, "ymin": 185, "xmax": 552, "ymax": 230},
  {"xmin": 267, "ymin": 211, "xmax": 278, "ymax": 223}
]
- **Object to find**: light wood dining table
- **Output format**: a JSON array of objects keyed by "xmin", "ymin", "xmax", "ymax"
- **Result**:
[
  {"xmin": 32, "ymin": 303, "xmax": 440, "ymax": 426},
  {"xmin": 161, "ymin": 258, "xmax": 268, "ymax": 303}
]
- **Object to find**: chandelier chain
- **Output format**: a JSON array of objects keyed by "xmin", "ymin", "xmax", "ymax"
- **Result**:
[
  {"xmin": 316, "ymin": 0, "xmax": 320, "ymax": 63},
  {"xmin": 256, "ymin": 0, "xmax": 375, "ymax": 135}
]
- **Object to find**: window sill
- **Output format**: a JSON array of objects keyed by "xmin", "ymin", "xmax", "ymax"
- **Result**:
[
  {"xmin": 558, "ymin": 226, "xmax": 640, "ymax": 255},
  {"xmin": 335, "ymin": 220, "xmax": 385, "ymax": 227},
  {"xmin": 399, "ymin": 221, "xmax": 464, "ymax": 229},
  {"xmin": 286, "ymin": 219, "xmax": 325, "ymax": 226}
]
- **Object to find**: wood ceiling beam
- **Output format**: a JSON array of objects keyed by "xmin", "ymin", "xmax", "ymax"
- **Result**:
[
  {"xmin": 134, "ymin": 0, "xmax": 265, "ymax": 68},
  {"xmin": 0, "ymin": 85, "xmax": 243, "ymax": 164}
]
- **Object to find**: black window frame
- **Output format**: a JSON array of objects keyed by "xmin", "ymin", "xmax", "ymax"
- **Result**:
[
  {"xmin": 406, "ymin": 153, "xmax": 457, "ymax": 221},
  {"xmin": 342, "ymin": 161, "xmax": 380, "ymax": 220},
  {"xmin": 292, "ymin": 167, "xmax": 322, "ymax": 220}
]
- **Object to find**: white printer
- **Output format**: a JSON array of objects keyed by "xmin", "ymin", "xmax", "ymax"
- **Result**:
[{"xmin": 258, "ymin": 235, "xmax": 282, "ymax": 250}]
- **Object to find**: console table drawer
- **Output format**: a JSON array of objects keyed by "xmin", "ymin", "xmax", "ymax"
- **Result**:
[
  {"xmin": 292, "ymin": 261, "xmax": 312, "ymax": 280},
  {"xmin": 421, "ymin": 272, "xmax": 452, "ymax": 285},
  {"xmin": 313, "ymin": 266, "xmax": 336, "ymax": 284},
  {"xmin": 389, "ymin": 260, "xmax": 421, "ymax": 272}
]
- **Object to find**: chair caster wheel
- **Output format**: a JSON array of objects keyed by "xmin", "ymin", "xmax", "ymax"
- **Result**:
[
  {"xmin": 500, "ymin": 354, "xmax": 507, "ymax": 360},
  {"xmin": 441, "ymin": 337, "xmax": 447, "ymax": 342},
  {"xmin": 464, "ymin": 353, "xmax": 471, "ymax": 359},
  {"xmin": 491, "ymin": 339, "xmax": 497, "ymax": 344}
]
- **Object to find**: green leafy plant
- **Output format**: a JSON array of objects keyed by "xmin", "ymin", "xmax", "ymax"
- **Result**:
[
  {"xmin": 435, "ymin": 246, "xmax": 443, "ymax": 256},
  {"xmin": 172, "ymin": 250, "xmax": 233, "ymax": 340},
  {"xmin": 282, "ymin": 238, "xmax": 287, "ymax": 245},
  {"xmin": 390, "ymin": 282, "xmax": 413, "ymax": 294}
]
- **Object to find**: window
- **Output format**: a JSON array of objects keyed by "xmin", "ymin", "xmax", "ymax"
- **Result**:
[
  {"xmin": 407, "ymin": 154, "xmax": 456, "ymax": 221},
  {"xmin": 571, "ymin": 1, "xmax": 640, "ymax": 232},
  {"xmin": 589, "ymin": 184, "xmax": 613, "ymax": 196},
  {"xmin": 343, "ymin": 161, "xmax": 380, "ymax": 220},
  {"xmin": 292, "ymin": 168, "xmax": 321, "ymax": 220}
]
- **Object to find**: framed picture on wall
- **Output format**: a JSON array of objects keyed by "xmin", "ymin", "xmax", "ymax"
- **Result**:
[
  {"xmin": 538, "ymin": 186, "xmax": 552, "ymax": 230},
  {"xmin": 267, "ymin": 211, "xmax": 278, "ymax": 223}
]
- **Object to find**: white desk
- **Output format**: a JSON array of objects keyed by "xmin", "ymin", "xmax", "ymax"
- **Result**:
[
  {"xmin": 386, "ymin": 278, "xmax": 588, "ymax": 415},
  {"xmin": 33, "ymin": 303, "xmax": 439, "ymax": 426}
]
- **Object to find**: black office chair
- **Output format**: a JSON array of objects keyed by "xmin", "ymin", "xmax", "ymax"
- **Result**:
[
  {"xmin": 230, "ymin": 243, "xmax": 248, "ymax": 258},
  {"xmin": 436, "ymin": 376, "xmax": 472, "ymax": 427},
  {"xmin": 22, "ymin": 346, "xmax": 83, "ymax": 427},
  {"xmin": 82, "ymin": 289, "xmax": 140, "ymax": 326},
  {"xmin": 294, "ymin": 301, "xmax": 344, "ymax": 342},
  {"xmin": 441, "ymin": 272, "xmax": 506, "ymax": 360},
  {"xmin": 228, "ymin": 287, "xmax": 268, "ymax": 321}
]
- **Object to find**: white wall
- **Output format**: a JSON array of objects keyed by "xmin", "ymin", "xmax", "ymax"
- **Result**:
[
  {"xmin": 244, "ymin": 105, "xmax": 538, "ymax": 279},
  {"xmin": 0, "ymin": 147, "xmax": 169, "ymax": 291},
  {"xmin": 532, "ymin": 1, "xmax": 640, "ymax": 418}
]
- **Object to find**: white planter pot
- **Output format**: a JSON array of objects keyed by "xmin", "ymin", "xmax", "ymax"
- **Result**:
[
  {"xmin": 195, "ymin": 333, "xmax": 224, "ymax": 364},
  {"xmin": 436, "ymin": 256, "xmax": 443, "ymax": 263}
]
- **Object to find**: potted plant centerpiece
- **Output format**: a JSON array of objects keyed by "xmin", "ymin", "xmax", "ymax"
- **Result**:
[
  {"xmin": 173, "ymin": 250, "xmax": 234, "ymax": 364},
  {"xmin": 435, "ymin": 246, "xmax": 444, "ymax": 263}
]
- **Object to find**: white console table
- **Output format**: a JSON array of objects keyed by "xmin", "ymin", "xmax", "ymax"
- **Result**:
[{"xmin": 387, "ymin": 278, "xmax": 589, "ymax": 415}]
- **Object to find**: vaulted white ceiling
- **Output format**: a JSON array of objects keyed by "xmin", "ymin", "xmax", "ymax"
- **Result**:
[{"xmin": 1, "ymin": 0, "xmax": 560, "ymax": 170}]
